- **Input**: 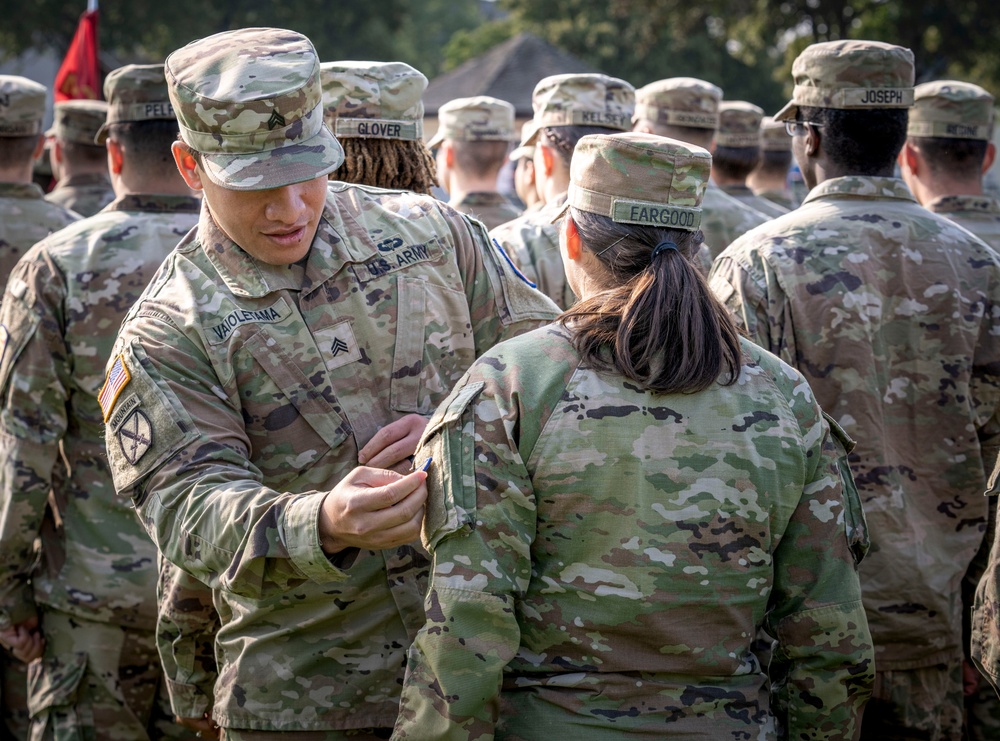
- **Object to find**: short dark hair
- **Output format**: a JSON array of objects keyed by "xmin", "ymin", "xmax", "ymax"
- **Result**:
[
  {"xmin": 540, "ymin": 125, "xmax": 624, "ymax": 167},
  {"xmin": 60, "ymin": 139, "xmax": 108, "ymax": 166},
  {"xmin": 713, "ymin": 146, "xmax": 761, "ymax": 181},
  {"xmin": 451, "ymin": 139, "xmax": 509, "ymax": 179},
  {"xmin": 799, "ymin": 105, "xmax": 907, "ymax": 175},
  {"xmin": 559, "ymin": 208, "xmax": 742, "ymax": 394},
  {"xmin": 107, "ymin": 120, "xmax": 180, "ymax": 172},
  {"xmin": 756, "ymin": 149, "xmax": 793, "ymax": 178},
  {"xmin": 0, "ymin": 134, "xmax": 40, "ymax": 170},
  {"xmin": 910, "ymin": 136, "xmax": 990, "ymax": 180},
  {"xmin": 645, "ymin": 122, "xmax": 715, "ymax": 150}
]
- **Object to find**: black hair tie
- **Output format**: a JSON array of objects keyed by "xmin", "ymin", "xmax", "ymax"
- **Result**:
[{"xmin": 651, "ymin": 241, "xmax": 678, "ymax": 260}]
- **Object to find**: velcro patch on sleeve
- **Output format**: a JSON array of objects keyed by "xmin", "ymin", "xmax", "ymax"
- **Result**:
[{"xmin": 99, "ymin": 354, "xmax": 131, "ymax": 422}]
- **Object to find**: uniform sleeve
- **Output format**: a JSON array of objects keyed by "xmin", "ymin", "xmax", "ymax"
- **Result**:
[
  {"xmin": 104, "ymin": 309, "xmax": 350, "ymax": 601},
  {"xmin": 0, "ymin": 253, "xmax": 69, "ymax": 627},
  {"xmin": 156, "ymin": 557, "xmax": 219, "ymax": 720},
  {"xmin": 709, "ymin": 245, "xmax": 781, "ymax": 354},
  {"xmin": 764, "ymin": 374, "xmax": 875, "ymax": 739},
  {"xmin": 394, "ymin": 369, "xmax": 534, "ymax": 741}
]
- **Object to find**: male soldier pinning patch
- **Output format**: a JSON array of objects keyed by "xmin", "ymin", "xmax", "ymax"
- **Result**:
[
  {"xmin": 321, "ymin": 60, "xmax": 437, "ymax": 195},
  {"xmin": 0, "ymin": 63, "xmax": 202, "ymax": 739},
  {"xmin": 490, "ymin": 73, "xmax": 635, "ymax": 309},
  {"xmin": 713, "ymin": 101, "xmax": 789, "ymax": 218},
  {"xmin": 100, "ymin": 27, "xmax": 558, "ymax": 740},
  {"xmin": 709, "ymin": 40, "xmax": 1000, "ymax": 741},
  {"xmin": 429, "ymin": 96, "xmax": 522, "ymax": 229},
  {"xmin": 0, "ymin": 76, "xmax": 79, "ymax": 300},
  {"xmin": 633, "ymin": 77, "xmax": 770, "ymax": 260},
  {"xmin": 748, "ymin": 115, "xmax": 798, "ymax": 210},
  {"xmin": 45, "ymin": 99, "xmax": 115, "ymax": 217}
]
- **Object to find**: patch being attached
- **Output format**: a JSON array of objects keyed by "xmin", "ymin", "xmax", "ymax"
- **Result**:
[
  {"xmin": 351, "ymin": 236, "xmax": 436, "ymax": 284},
  {"xmin": 98, "ymin": 355, "xmax": 131, "ymax": 422},
  {"xmin": 313, "ymin": 320, "xmax": 362, "ymax": 371},
  {"xmin": 116, "ymin": 408, "xmax": 153, "ymax": 465}
]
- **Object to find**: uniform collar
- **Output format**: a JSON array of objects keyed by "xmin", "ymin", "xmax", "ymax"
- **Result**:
[
  {"xmin": 104, "ymin": 193, "xmax": 202, "ymax": 214},
  {"xmin": 54, "ymin": 172, "xmax": 112, "ymax": 189},
  {"xmin": 455, "ymin": 191, "xmax": 507, "ymax": 207},
  {"xmin": 803, "ymin": 176, "xmax": 917, "ymax": 205},
  {"xmin": 926, "ymin": 193, "xmax": 1000, "ymax": 216},
  {"xmin": 0, "ymin": 181, "xmax": 45, "ymax": 200}
]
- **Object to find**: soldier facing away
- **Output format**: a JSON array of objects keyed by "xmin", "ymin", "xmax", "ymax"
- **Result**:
[
  {"xmin": 393, "ymin": 132, "xmax": 874, "ymax": 740},
  {"xmin": 748, "ymin": 116, "xmax": 798, "ymax": 210},
  {"xmin": 100, "ymin": 27, "xmax": 558, "ymax": 739},
  {"xmin": 710, "ymin": 40, "xmax": 1000, "ymax": 741},
  {"xmin": 0, "ymin": 63, "xmax": 201, "ymax": 739},
  {"xmin": 44, "ymin": 99, "xmax": 116, "ymax": 217},
  {"xmin": 713, "ymin": 101, "xmax": 790, "ymax": 218}
]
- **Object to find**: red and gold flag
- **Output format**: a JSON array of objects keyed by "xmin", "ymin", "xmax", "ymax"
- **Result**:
[{"xmin": 54, "ymin": 3, "xmax": 100, "ymax": 102}]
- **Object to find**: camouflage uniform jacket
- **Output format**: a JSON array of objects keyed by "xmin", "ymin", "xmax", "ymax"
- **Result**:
[
  {"xmin": 0, "ymin": 194, "xmax": 200, "ymax": 632},
  {"xmin": 102, "ymin": 182, "xmax": 560, "ymax": 732},
  {"xmin": 451, "ymin": 191, "xmax": 523, "ymax": 230},
  {"xmin": 709, "ymin": 176, "xmax": 1000, "ymax": 670},
  {"xmin": 44, "ymin": 172, "xmax": 115, "ymax": 218},
  {"xmin": 157, "ymin": 558, "xmax": 219, "ymax": 720},
  {"xmin": 0, "ymin": 182, "xmax": 79, "ymax": 297},
  {"xmin": 701, "ymin": 183, "xmax": 769, "ymax": 260},
  {"xmin": 489, "ymin": 193, "xmax": 576, "ymax": 310},
  {"xmin": 926, "ymin": 194, "xmax": 1000, "ymax": 251},
  {"xmin": 393, "ymin": 326, "xmax": 874, "ymax": 740},
  {"xmin": 720, "ymin": 183, "xmax": 790, "ymax": 219}
]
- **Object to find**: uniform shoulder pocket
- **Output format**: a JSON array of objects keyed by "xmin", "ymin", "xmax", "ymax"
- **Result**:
[
  {"xmin": 823, "ymin": 412, "xmax": 869, "ymax": 565},
  {"xmin": 0, "ymin": 289, "xmax": 41, "ymax": 400},
  {"xmin": 419, "ymin": 380, "xmax": 485, "ymax": 550}
]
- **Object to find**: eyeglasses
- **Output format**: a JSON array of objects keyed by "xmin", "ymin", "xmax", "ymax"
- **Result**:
[{"xmin": 785, "ymin": 121, "xmax": 824, "ymax": 136}]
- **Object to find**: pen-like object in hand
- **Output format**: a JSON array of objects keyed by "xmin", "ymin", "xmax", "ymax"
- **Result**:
[{"xmin": 418, "ymin": 456, "xmax": 432, "ymax": 472}]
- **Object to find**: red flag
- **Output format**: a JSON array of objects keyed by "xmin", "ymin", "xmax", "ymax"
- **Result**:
[{"xmin": 54, "ymin": 7, "xmax": 100, "ymax": 102}]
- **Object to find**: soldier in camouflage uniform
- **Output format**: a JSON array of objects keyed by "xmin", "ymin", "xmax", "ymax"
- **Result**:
[
  {"xmin": 633, "ymin": 78, "xmax": 769, "ymax": 259},
  {"xmin": 709, "ymin": 41, "xmax": 1000, "ymax": 741},
  {"xmin": 393, "ymin": 132, "xmax": 874, "ymax": 740},
  {"xmin": 100, "ymin": 28, "xmax": 558, "ymax": 739},
  {"xmin": 713, "ymin": 101, "xmax": 789, "ymax": 218},
  {"xmin": 45, "ymin": 100, "xmax": 115, "ymax": 217},
  {"xmin": 508, "ymin": 122, "xmax": 541, "ymax": 215},
  {"xmin": 748, "ymin": 116, "xmax": 798, "ymax": 210},
  {"xmin": 0, "ymin": 76, "xmax": 79, "ymax": 299},
  {"xmin": 0, "ymin": 64, "xmax": 201, "ymax": 739},
  {"xmin": 429, "ymin": 96, "xmax": 522, "ymax": 229},
  {"xmin": 490, "ymin": 74, "xmax": 635, "ymax": 310}
]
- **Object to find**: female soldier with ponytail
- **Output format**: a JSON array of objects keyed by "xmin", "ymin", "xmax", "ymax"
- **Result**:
[{"xmin": 392, "ymin": 133, "xmax": 874, "ymax": 741}]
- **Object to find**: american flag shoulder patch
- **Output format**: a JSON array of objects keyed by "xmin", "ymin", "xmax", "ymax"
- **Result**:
[{"xmin": 98, "ymin": 354, "xmax": 131, "ymax": 422}]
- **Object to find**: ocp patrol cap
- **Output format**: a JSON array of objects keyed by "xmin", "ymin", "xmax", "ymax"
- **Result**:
[
  {"xmin": 0, "ymin": 75, "xmax": 47, "ymax": 137},
  {"xmin": 774, "ymin": 40, "xmax": 915, "ymax": 122},
  {"xmin": 96, "ymin": 64, "xmax": 176, "ymax": 145},
  {"xmin": 760, "ymin": 116, "xmax": 792, "ymax": 151},
  {"xmin": 716, "ymin": 101, "xmax": 764, "ymax": 148},
  {"xmin": 909, "ymin": 80, "xmax": 995, "ymax": 141},
  {"xmin": 320, "ymin": 60, "xmax": 426, "ymax": 142},
  {"xmin": 508, "ymin": 121, "xmax": 536, "ymax": 162},
  {"xmin": 634, "ymin": 77, "xmax": 722, "ymax": 131},
  {"xmin": 166, "ymin": 27, "xmax": 344, "ymax": 191},
  {"xmin": 521, "ymin": 73, "xmax": 635, "ymax": 148},
  {"xmin": 427, "ymin": 95, "xmax": 515, "ymax": 149},
  {"xmin": 50, "ymin": 100, "xmax": 108, "ymax": 145},
  {"xmin": 555, "ymin": 132, "xmax": 710, "ymax": 232}
]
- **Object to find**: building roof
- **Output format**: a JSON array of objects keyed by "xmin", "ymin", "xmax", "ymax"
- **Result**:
[{"xmin": 424, "ymin": 32, "xmax": 601, "ymax": 117}]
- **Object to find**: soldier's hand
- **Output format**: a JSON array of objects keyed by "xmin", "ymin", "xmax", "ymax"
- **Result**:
[
  {"xmin": 318, "ymin": 466, "xmax": 428, "ymax": 553},
  {"xmin": 175, "ymin": 712, "xmax": 220, "ymax": 739},
  {"xmin": 358, "ymin": 414, "xmax": 429, "ymax": 473},
  {"xmin": 0, "ymin": 615, "xmax": 44, "ymax": 663}
]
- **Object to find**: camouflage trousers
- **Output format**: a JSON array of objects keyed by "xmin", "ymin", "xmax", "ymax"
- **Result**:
[
  {"xmin": 966, "ymin": 680, "xmax": 1000, "ymax": 741},
  {"xmin": 859, "ymin": 655, "xmax": 964, "ymax": 741},
  {"xmin": 221, "ymin": 729, "xmax": 392, "ymax": 740},
  {"xmin": 2, "ymin": 651, "xmax": 30, "ymax": 740},
  {"xmin": 28, "ymin": 610, "xmax": 196, "ymax": 741}
]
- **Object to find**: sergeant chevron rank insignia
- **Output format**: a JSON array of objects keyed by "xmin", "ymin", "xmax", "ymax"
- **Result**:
[{"xmin": 314, "ymin": 320, "xmax": 361, "ymax": 370}]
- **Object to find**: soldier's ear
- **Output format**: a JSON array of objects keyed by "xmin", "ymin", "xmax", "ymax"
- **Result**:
[
  {"xmin": 898, "ymin": 141, "xmax": 919, "ymax": 177},
  {"xmin": 563, "ymin": 214, "xmax": 582, "ymax": 262},
  {"xmin": 172, "ymin": 141, "xmax": 203, "ymax": 191},
  {"xmin": 106, "ymin": 138, "xmax": 125, "ymax": 175},
  {"xmin": 804, "ymin": 124, "xmax": 821, "ymax": 157},
  {"xmin": 983, "ymin": 143, "xmax": 996, "ymax": 176}
]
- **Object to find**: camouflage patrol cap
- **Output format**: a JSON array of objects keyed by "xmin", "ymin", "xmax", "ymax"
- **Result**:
[
  {"xmin": 760, "ymin": 116, "xmax": 792, "ymax": 152},
  {"xmin": 909, "ymin": 80, "xmax": 995, "ymax": 141},
  {"xmin": 427, "ymin": 95, "xmax": 515, "ymax": 149},
  {"xmin": 165, "ymin": 27, "xmax": 344, "ymax": 191},
  {"xmin": 508, "ymin": 121, "xmax": 536, "ymax": 162},
  {"xmin": 634, "ymin": 78, "xmax": 722, "ymax": 131},
  {"xmin": 95, "ymin": 64, "xmax": 176, "ymax": 145},
  {"xmin": 555, "ymin": 132, "xmax": 710, "ymax": 232},
  {"xmin": 522, "ymin": 73, "xmax": 635, "ymax": 148},
  {"xmin": 50, "ymin": 100, "xmax": 108, "ymax": 145},
  {"xmin": 716, "ymin": 101, "xmax": 764, "ymax": 148},
  {"xmin": 774, "ymin": 40, "xmax": 915, "ymax": 122},
  {"xmin": 320, "ymin": 61, "xmax": 426, "ymax": 141},
  {"xmin": 0, "ymin": 75, "xmax": 47, "ymax": 137}
]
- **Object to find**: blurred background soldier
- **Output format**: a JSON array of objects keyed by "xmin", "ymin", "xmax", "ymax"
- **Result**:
[
  {"xmin": 429, "ymin": 95, "xmax": 522, "ymax": 228},
  {"xmin": 45, "ymin": 99, "xmax": 115, "ymax": 216},
  {"xmin": 711, "ymin": 41, "xmax": 1000, "ymax": 741},
  {"xmin": 321, "ymin": 59, "xmax": 437, "ymax": 195},
  {"xmin": 633, "ymin": 77, "xmax": 769, "ymax": 259},
  {"xmin": 508, "ymin": 121, "xmax": 542, "ymax": 214},
  {"xmin": 0, "ymin": 64, "xmax": 200, "ymax": 740},
  {"xmin": 748, "ymin": 116, "xmax": 798, "ymax": 210},
  {"xmin": 0, "ymin": 75, "xmax": 79, "ymax": 299},
  {"xmin": 714, "ymin": 101, "xmax": 789, "ymax": 218},
  {"xmin": 491, "ymin": 73, "xmax": 635, "ymax": 309}
]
